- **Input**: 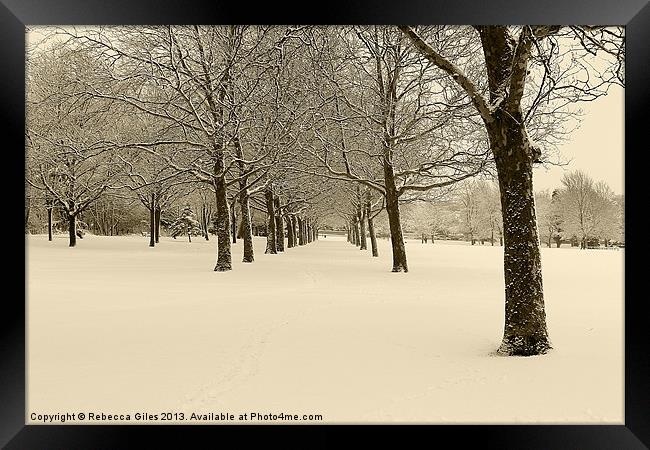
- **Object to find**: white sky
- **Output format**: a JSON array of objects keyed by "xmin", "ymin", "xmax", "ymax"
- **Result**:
[{"xmin": 533, "ymin": 85, "xmax": 624, "ymax": 195}]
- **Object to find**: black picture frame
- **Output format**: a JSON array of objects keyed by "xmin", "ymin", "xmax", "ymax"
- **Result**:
[{"xmin": 2, "ymin": 0, "xmax": 647, "ymax": 448}]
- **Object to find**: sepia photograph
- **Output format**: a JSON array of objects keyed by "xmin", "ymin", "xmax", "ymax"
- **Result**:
[{"xmin": 22, "ymin": 23, "xmax": 627, "ymax": 427}]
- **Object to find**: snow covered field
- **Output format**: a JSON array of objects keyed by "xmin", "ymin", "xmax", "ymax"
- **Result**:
[{"xmin": 26, "ymin": 234, "xmax": 624, "ymax": 424}]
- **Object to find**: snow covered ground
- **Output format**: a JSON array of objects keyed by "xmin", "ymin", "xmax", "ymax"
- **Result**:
[{"xmin": 26, "ymin": 233, "xmax": 624, "ymax": 424}]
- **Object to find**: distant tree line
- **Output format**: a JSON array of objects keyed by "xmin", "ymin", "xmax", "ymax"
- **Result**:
[{"xmin": 393, "ymin": 171, "xmax": 623, "ymax": 249}]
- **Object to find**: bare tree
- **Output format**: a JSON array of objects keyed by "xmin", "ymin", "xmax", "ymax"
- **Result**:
[
  {"xmin": 26, "ymin": 45, "xmax": 126, "ymax": 247},
  {"xmin": 401, "ymin": 25, "xmax": 623, "ymax": 355},
  {"xmin": 559, "ymin": 171, "xmax": 618, "ymax": 249},
  {"xmin": 296, "ymin": 26, "xmax": 489, "ymax": 272}
]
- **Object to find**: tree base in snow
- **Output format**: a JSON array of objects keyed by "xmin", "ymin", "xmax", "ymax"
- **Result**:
[
  {"xmin": 213, "ymin": 264, "xmax": 232, "ymax": 272},
  {"xmin": 391, "ymin": 265, "xmax": 408, "ymax": 273},
  {"xmin": 497, "ymin": 335, "xmax": 552, "ymax": 356}
]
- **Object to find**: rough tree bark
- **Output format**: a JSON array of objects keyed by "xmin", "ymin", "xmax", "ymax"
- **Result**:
[
  {"xmin": 481, "ymin": 28, "xmax": 551, "ymax": 356},
  {"xmin": 489, "ymin": 114, "xmax": 550, "ymax": 355},
  {"xmin": 213, "ymin": 169, "xmax": 232, "ymax": 271},
  {"xmin": 211, "ymin": 44, "xmax": 233, "ymax": 272}
]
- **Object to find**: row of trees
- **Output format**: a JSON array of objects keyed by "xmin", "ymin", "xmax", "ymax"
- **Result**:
[
  {"xmin": 26, "ymin": 25, "xmax": 624, "ymax": 356},
  {"xmin": 26, "ymin": 26, "xmax": 329, "ymax": 263},
  {"xmin": 537, "ymin": 170, "xmax": 623, "ymax": 249},
  {"xmin": 342, "ymin": 171, "xmax": 623, "ymax": 249}
]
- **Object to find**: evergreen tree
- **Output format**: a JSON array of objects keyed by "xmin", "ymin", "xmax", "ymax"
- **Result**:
[{"xmin": 170, "ymin": 206, "xmax": 202, "ymax": 242}]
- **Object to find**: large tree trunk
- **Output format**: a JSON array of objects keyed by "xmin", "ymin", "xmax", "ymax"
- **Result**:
[
  {"xmin": 265, "ymin": 187, "xmax": 277, "ymax": 254},
  {"xmin": 68, "ymin": 213, "xmax": 77, "ymax": 247},
  {"xmin": 240, "ymin": 192, "xmax": 254, "ymax": 263},
  {"xmin": 154, "ymin": 206, "xmax": 161, "ymax": 244},
  {"xmin": 489, "ymin": 115, "xmax": 551, "ymax": 356},
  {"xmin": 212, "ymin": 57, "xmax": 232, "ymax": 271},
  {"xmin": 213, "ymin": 174, "xmax": 232, "ymax": 271},
  {"xmin": 233, "ymin": 130, "xmax": 253, "ymax": 261},
  {"xmin": 274, "ymin": 196, "xmax": 284, "ymax": 252},
  {"xmin": 401, "ymin": 24, "xmax": 555, "ymax": 354},
  {"xmin": 384, "ymin": 163, "xmax": 408, "ymax": 272}
]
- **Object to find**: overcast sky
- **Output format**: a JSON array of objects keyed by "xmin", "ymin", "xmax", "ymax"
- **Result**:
[{"xmin": 533, "ymin": 85, "xmax": 624, "ymax": 195}]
